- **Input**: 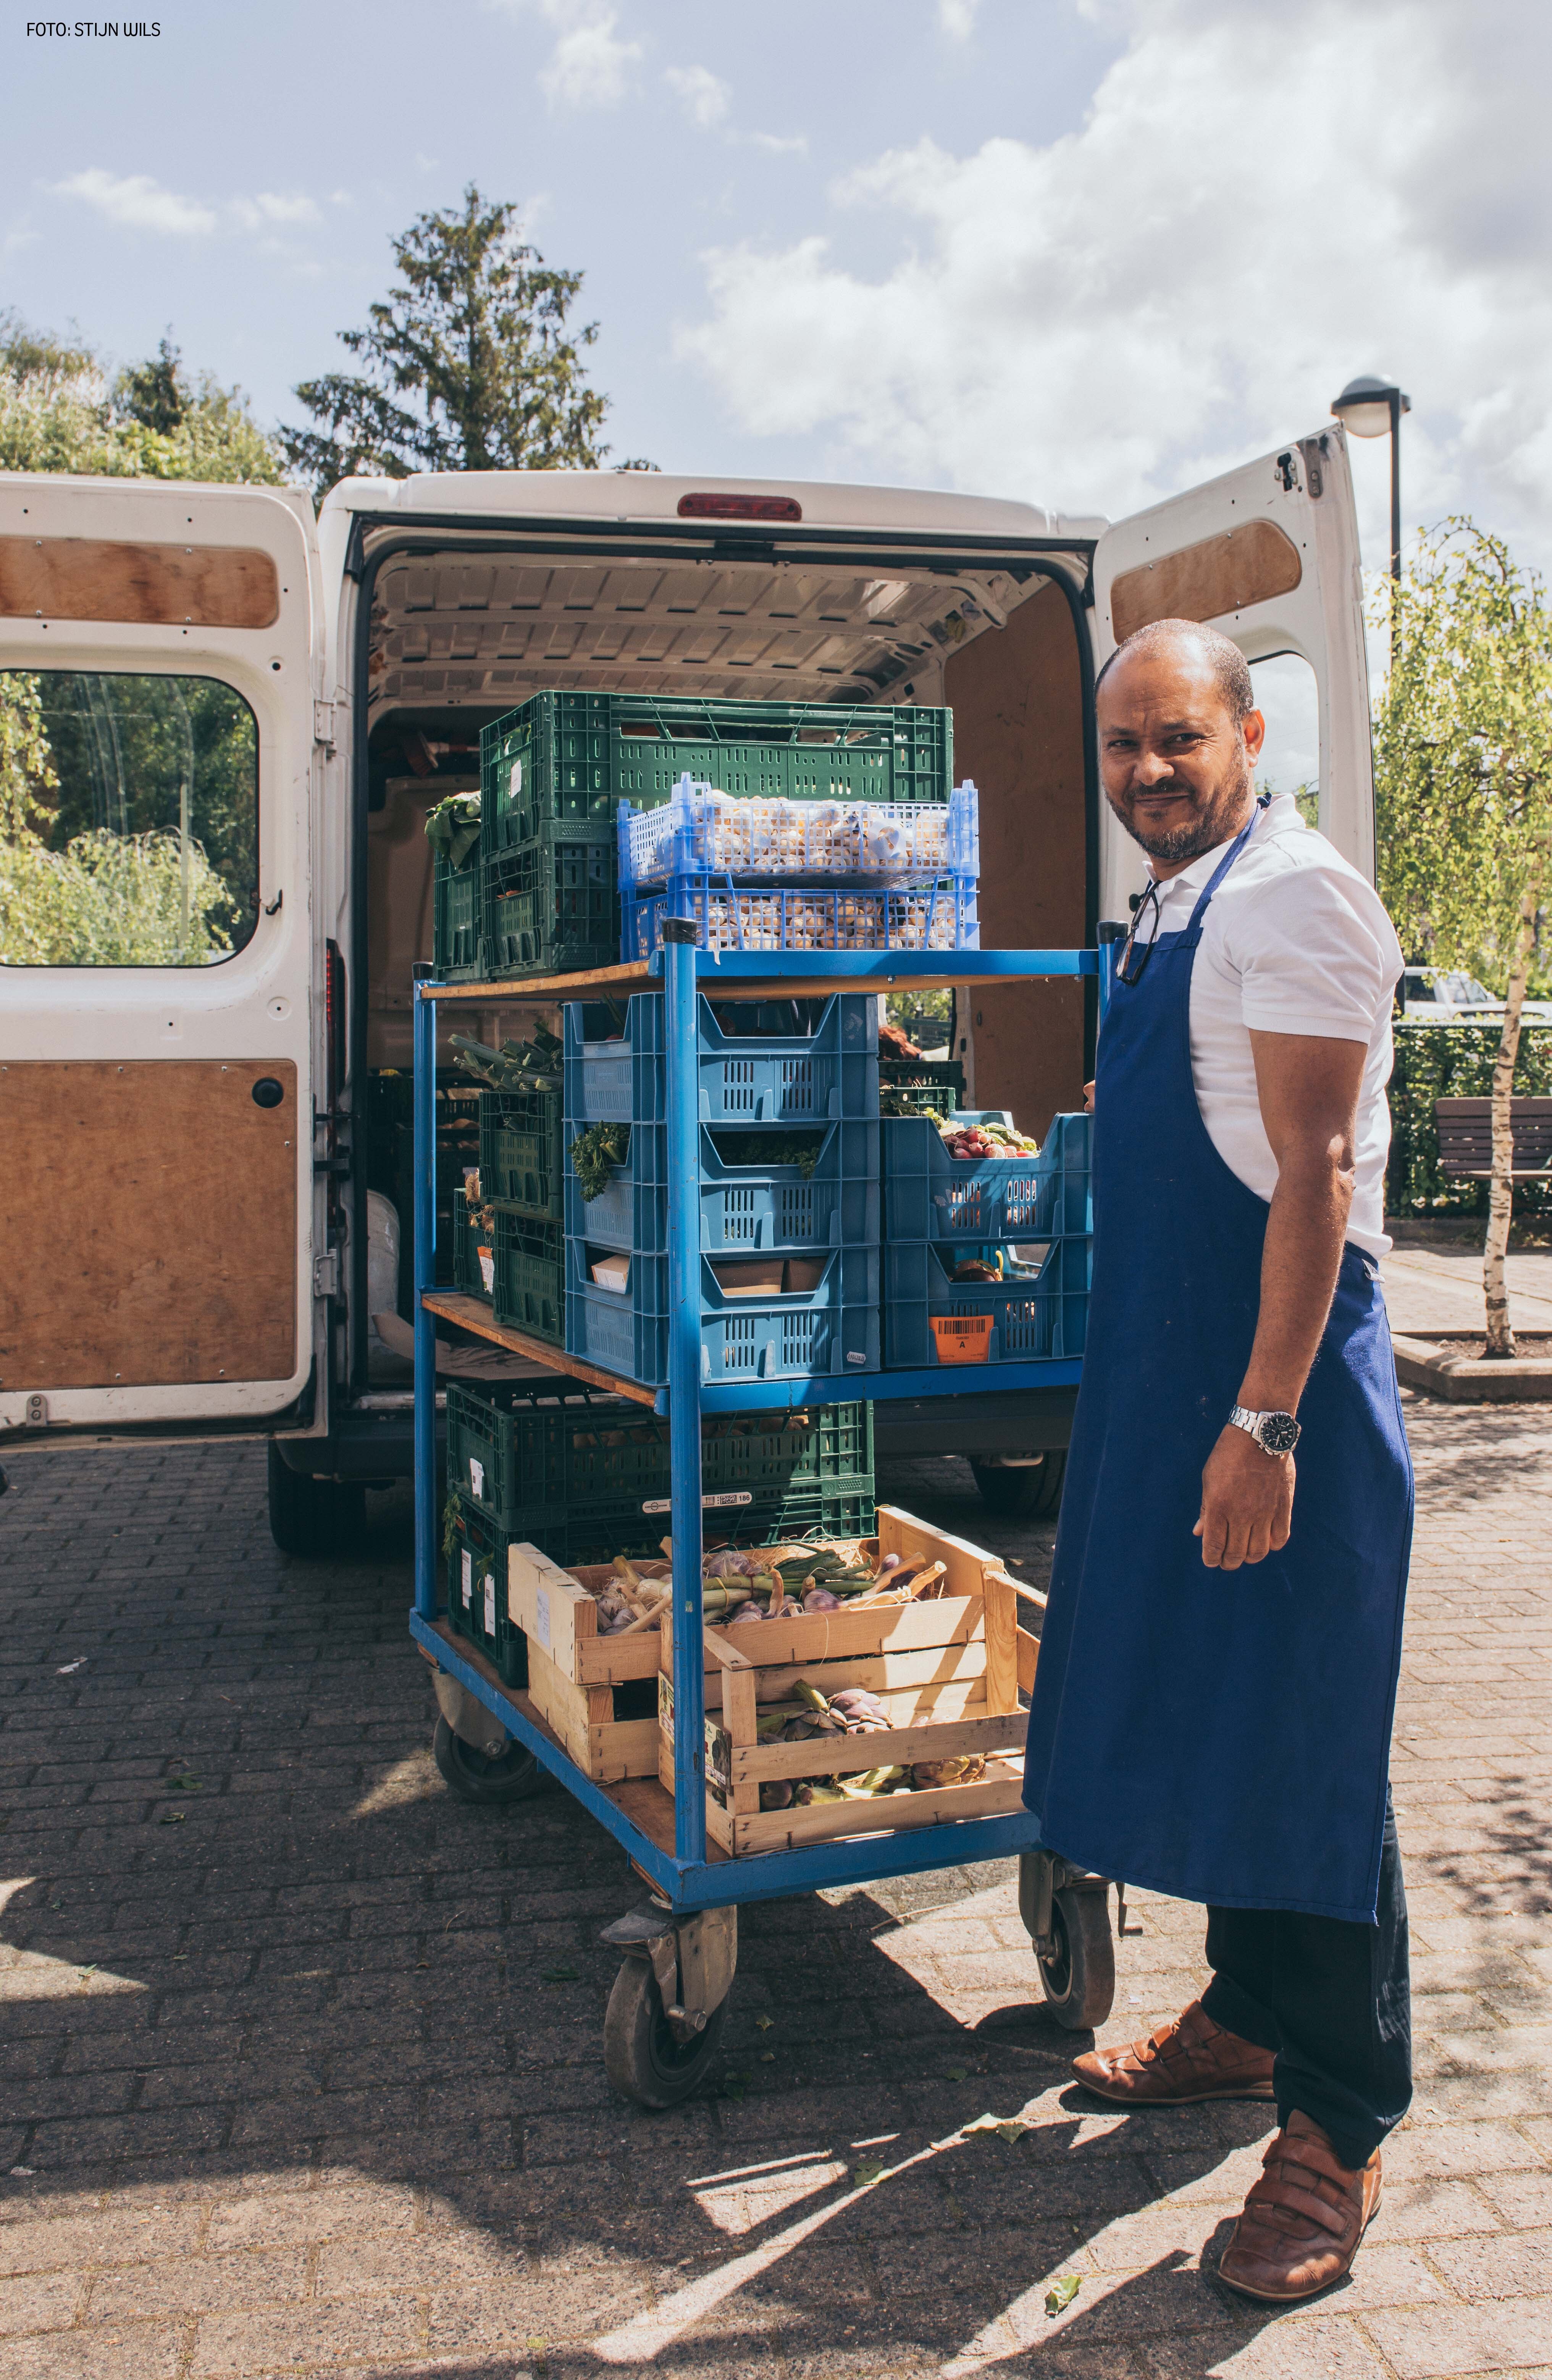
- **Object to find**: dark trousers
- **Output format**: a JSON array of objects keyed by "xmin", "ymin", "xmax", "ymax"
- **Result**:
[{"xmin": 1199, "ymin": 1791, "xmax": 1411, "ymax": 2170}]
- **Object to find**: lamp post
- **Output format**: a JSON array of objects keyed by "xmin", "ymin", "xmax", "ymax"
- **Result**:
[{"xmin": 1331, "ymin": 373, "xmax": 1411, "ymax": 583}]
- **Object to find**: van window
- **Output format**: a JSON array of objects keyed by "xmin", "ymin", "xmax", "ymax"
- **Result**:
[
  {"xmin": 1248, "ymin": 652, "xmax": 1319, "ymax": 827},
  {"xmin": 0, "ymin": 669, "xmax": 258, "ymax": 967}
]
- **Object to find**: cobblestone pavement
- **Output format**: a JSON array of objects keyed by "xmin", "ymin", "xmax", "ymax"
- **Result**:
[{"xmin": 1, "ymin": 1395, "xmax": 1547, "ymax": 2380}]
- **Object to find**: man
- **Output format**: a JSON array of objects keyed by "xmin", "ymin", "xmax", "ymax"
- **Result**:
[{"xmin": 1024, "ymin": 618, "xmax": 1411, "ymax": 2304}]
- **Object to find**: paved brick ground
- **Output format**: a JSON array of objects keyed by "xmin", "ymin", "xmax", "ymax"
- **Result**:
[{"xmin": 0, "ymin": 1396, "xmax": 1547, "ymax": 2380}]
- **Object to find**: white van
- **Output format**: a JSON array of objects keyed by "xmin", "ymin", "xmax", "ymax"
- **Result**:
[{"xmin": 0, "ymin": 431, "xmax": 1372, "ymax": 1548}]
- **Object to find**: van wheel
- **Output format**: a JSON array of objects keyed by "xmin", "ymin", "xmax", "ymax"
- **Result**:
[
  {"xmin": 971, "ymin": 1452, "xmax": 1067, "ymax": 1518},
  {"xmin": 266, "ymin": 1442, "xmax": 366, "ymax": 1557}
]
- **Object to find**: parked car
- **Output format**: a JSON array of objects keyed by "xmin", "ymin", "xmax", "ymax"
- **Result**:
[{"xmin": 1397, "ymin": 967, "xmax": 1552, "ymax": 1023}]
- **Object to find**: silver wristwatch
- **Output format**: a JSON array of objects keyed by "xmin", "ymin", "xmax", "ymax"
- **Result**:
[{"xmin": 1228, "ymin": 1405, "xmax": 1301, "ymax": 1457}]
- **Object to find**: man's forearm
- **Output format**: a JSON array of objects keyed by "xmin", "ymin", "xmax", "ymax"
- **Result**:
[{"xmin": 1238, "ymin": 1139, "xmax": 1353, "ymax": 1413}]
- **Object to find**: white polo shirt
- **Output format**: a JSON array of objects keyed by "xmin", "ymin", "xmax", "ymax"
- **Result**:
[{"xmin": 1140, "ymin": 793, "xmax": 1404, "ymax": 1260}]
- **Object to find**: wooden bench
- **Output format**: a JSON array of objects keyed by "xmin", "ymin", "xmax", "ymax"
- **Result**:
[{"xmin": 1435, "ymin": 1097, "xmax": 1552, "ymax": 1180}]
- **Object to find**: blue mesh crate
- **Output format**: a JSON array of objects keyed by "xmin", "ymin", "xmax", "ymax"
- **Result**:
[
  {"xmin": 565, "ymin": 1120, "xmax": 880, "ymax": 1256},
  {"xmin": 566, "ymin": 1239, "xmax": 881, "ymax": 1388},
  {"xmin": 618, "ymin": 776, "xmax": 979, "ymax": 887},
  {"xmin": 482, "ymin": 693, "xmax": 953, "ymax": 855},
  {"xmin": 883, "ymin": 1112, "xmax": 1092, "ymax": 1244},
  {"xmin": 620, "ymin": 875, "xmax": 979, "ymax": 964},
  {"xmin": 565, "ymin": 991, "xmax": 879, "ymax": 1126},
  {"xmin": 883, "ymin": 1238, "xmax": 1091, "ymax": 1368}
]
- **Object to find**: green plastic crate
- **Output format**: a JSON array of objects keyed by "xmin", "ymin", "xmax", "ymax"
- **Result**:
[
  {"xmin": 482, "ymin": 832, "xmax": 617, "ymax": 979},
  {"xmin": 445, "ymin": 1382, "xmax": 873, "ymax": 1534},
  {"xmin": 481, "ymin": 691, "xmax": 953, "ymax": 854},
  {"xmin": 433, "ymin": 850, "xmax": 482, "ymax": 980},
  {"xmin": 446, "ymin": 1503, "xmax": 527, "ymax": 1686},
  {"xmin": 479, "ymin": 1086, "xmax": 565, "ymax": 1220},
  {"xmin": 493, "ymin": 1209, "xmax": 564, "ymax": 1344},
  {"xmin": 879, "ymin": 1057, "xmax": 966, "ymax": 1120},
  {"xmin": 452, "ymin": 1189, "xmax": 494, "ymax": 1303}
]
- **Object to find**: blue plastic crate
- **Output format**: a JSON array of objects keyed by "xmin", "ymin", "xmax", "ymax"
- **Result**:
[
  {"xmin": 565, "ymin": 1119, "xmax": 881, "ymax": 1255},
  {"xmin": 566, "ymin": 1239, "xmax": 881, "ymax": 1387},
  {"xmin": 618, "ymin": 775, "xmax": 979, "ymax": 888},
  {"xmin": 620, "ymin": 874, "xmax": 979, "ymax": 963},
  {"xmin": 883, "ymin": 1238, "xmax": 1091, "ymax": 1368},
  {"xmin": 883, "ymin": 1111, "xmax": 1092, "ymax": 1244},
  {"xmin": 565, "ymin": 991, "xmax": 879, "ymax": 1126}
]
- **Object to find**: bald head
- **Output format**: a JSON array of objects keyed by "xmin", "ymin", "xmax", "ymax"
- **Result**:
[
  {"xmin": 1096, "ymin": 618, "xmax": 1255, "ymax": 724},
  {"xmin": 1096, "ymin": 618, "xmax": 1266, "ymax": 878}
]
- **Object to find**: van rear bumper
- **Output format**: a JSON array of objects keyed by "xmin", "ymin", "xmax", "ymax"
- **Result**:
[{"xmin": 276, "ymin": 1385, "xmax": 1076, "ymax": 1484}]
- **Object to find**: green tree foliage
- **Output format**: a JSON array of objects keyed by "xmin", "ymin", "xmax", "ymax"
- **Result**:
[
  {"xmin": 0, "ymin": 317, "xmax": 283, "ymax": 483},
  {"xmin": 284, "ymin": 184, "xmax": 648, "ymax": 496},
  {"xmin": 0, "ymin": 673, "xmax": 238, "ymax": 966},
  {"xmin": 1375, "ymin": 521, "xmax": 1552, "ymax": 1353}
]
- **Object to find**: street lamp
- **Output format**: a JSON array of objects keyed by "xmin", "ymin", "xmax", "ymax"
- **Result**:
[{"xmin": 1330, "ymin": 373, "xmax": 1411, "ymax": 582}]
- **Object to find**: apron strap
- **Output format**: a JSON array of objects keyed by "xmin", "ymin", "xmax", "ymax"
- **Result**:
[{"xmin": 1182, "ymin": 792, "xmax": 1272, "ymax": 937}]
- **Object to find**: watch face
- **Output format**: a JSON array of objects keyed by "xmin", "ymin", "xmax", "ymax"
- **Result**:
[{"xmin": 1258, "ymin": 1412, "xmax": 1301, "ymax": 1456}]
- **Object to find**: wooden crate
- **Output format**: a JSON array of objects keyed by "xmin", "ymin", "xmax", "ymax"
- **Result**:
[
  {"xmin": 522, "ymin": 1637, "xmax": 661, "ymax": 1783},
  {"xmin": 507, "ymin": 1543, "xmax": 671, "ymax": 1686},
  {"xmin": 657, "ymin": 1505, "xmax": 1041, "ymax": 1856}
]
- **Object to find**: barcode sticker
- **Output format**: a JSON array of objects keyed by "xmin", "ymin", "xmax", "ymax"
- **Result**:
[
  {"xmin": 641, "ymin": 1489, "xmax": 753, "ymax": 1516},
  {"xmin": 484, "ymin": 1573, "xmax": 496, "ymax": 1638},
  {"xmin": 460, "ymin": 1548, "xmax": 472, "ymax": 1607},
  {"xmin": 535, "ymin": 1585, "xmax": 551, "ymax": 1651},
  {"xmin": 468, "ymin": 1456, "xmax": 484, "ymax": 1499}
]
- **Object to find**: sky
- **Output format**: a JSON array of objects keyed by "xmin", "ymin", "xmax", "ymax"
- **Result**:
[{"xmin": 4, "ymin": 0, "xmax": 1551, "ymax": 623}]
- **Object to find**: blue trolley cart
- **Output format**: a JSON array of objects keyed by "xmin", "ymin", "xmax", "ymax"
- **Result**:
[{"xmin": 411, "ymin": 936, "xmax": 1118, "ymax": 2105}]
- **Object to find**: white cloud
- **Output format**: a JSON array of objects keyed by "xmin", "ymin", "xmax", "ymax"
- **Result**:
[
  {"xmin": 50, "ymin": 171, "xmax": 324, "ymax": 243},
  {"xmin": 677, "ymin": 0, "xmax": 1552, "ymax": 570},
  {"xmin": 750, "ymin": 131, "xmax": 808, "ymax": 157},
  {"xmin": 665, "ymin": 63, "xmax": 729, "ymax": 129},
  {"xmin": 937, "ymin": 0, "xmax": 981, "ymax": 35},
  {"xmin": 50, "ymin": 169, "xmax": 217, "ymax": 237},
  {"xmin": 228, "ymin": 191, "xmax": 322, "ymax": 233},
  {"xmin": 500, "ymin": 0, "xmax": 641, "ymax": 110}
]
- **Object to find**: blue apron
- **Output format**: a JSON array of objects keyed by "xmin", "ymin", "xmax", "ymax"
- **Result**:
[{"xmin": 1023, "ymin": 815, "xmax": 1412, "ymax": 1923}]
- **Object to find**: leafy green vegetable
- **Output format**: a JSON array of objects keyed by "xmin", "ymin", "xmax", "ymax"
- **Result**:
[
  {"xmin": 1045, "ymin": 2275, "xmax": 1081, "ymax": 2317},
  {"xmin": 569, "ymin": 1121, "xmax": 631, "ymax": 1200}
]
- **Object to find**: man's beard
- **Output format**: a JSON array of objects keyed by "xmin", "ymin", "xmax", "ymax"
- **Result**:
[{"xmin": 1112, "ymin": 763, "xmax": 1254, "ymax": 865}]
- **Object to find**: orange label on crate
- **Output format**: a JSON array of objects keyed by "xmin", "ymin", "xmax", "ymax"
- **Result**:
[{"xmin": 932, "ymin": 1314, "xmax": 993, "ymax": 1363}]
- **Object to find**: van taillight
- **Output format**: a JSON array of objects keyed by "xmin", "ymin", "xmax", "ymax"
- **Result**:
[
  {"xmin": 325, "ymin": 940, "xmax": 346, "ymax": 1108},
  {"xmin": 677, "ymin": 492, "xmax": 803, "ymax": 523}
]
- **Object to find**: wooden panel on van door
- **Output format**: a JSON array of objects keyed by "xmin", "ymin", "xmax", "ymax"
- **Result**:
[
  {"xmin": 0, "ymin": 536, "xmax": 281, "ymax": 630},
  {"xmin": 1109, "ymin": 519, "xmax": 1301, "ymax": 643},
  {"xmin": 0, "ymin": 1060, "xmax": 296, "ymax": 1389},
  {"xmin": 945, "ymin": 579, "xmax": 1088, "ymax": 1138}
]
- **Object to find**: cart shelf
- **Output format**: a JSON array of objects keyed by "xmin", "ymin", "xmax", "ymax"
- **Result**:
[{"xmin": 412, "ymin": 934, "xmax": 1114, "ymax": 2090}]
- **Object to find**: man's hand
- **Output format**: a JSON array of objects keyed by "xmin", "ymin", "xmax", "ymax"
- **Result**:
[{"xmin": 1194, "ymin": 1424, "xmax": 1294, "ymax": 1570}]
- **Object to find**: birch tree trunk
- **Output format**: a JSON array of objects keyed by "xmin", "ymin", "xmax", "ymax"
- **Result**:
[{"xmin": 1483, "ymin": 892, "xmax": 1537, "ymax": 1356}]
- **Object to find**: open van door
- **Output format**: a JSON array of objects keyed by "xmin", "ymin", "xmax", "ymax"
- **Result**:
[
  {"xmin": 1090, "ymin": 425, "xmax": 1373, "ymax": 921},
  {"xmin": 0, "ymin": 475, "xmax": 321, "ymax": 1437}
]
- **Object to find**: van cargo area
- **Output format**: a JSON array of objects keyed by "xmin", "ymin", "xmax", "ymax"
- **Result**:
[{"xmin": 279, "ymin": 505, "xmax": 1098, "ymax": 1538}]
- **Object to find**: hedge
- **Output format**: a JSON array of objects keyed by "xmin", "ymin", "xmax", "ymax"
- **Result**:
[{"xmin": 1387, "ymin": 1023, "xmax": 1552, "ymax": 1217}]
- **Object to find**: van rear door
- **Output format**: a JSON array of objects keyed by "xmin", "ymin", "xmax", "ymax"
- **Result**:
[
  {"xmin": 1090, "ymin": 426, "xmax": 1373, "ymax": 918},
  {"xmin": 0, "ymin": 476, "xmax": 321, "ymax": 1434}
]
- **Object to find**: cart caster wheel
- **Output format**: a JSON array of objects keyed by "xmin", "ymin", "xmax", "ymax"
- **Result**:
[
  {"xmin": 432, "ymin": 1715, "xmax": 543, "ymax": 1806},
  {"xmin": 1037, "ymin": 1887, "xmax": 1116, "ymax": 2031},
  {"xmin": 604, "ymin": 1956, "xmax": 728, "ymax": 2109}
]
